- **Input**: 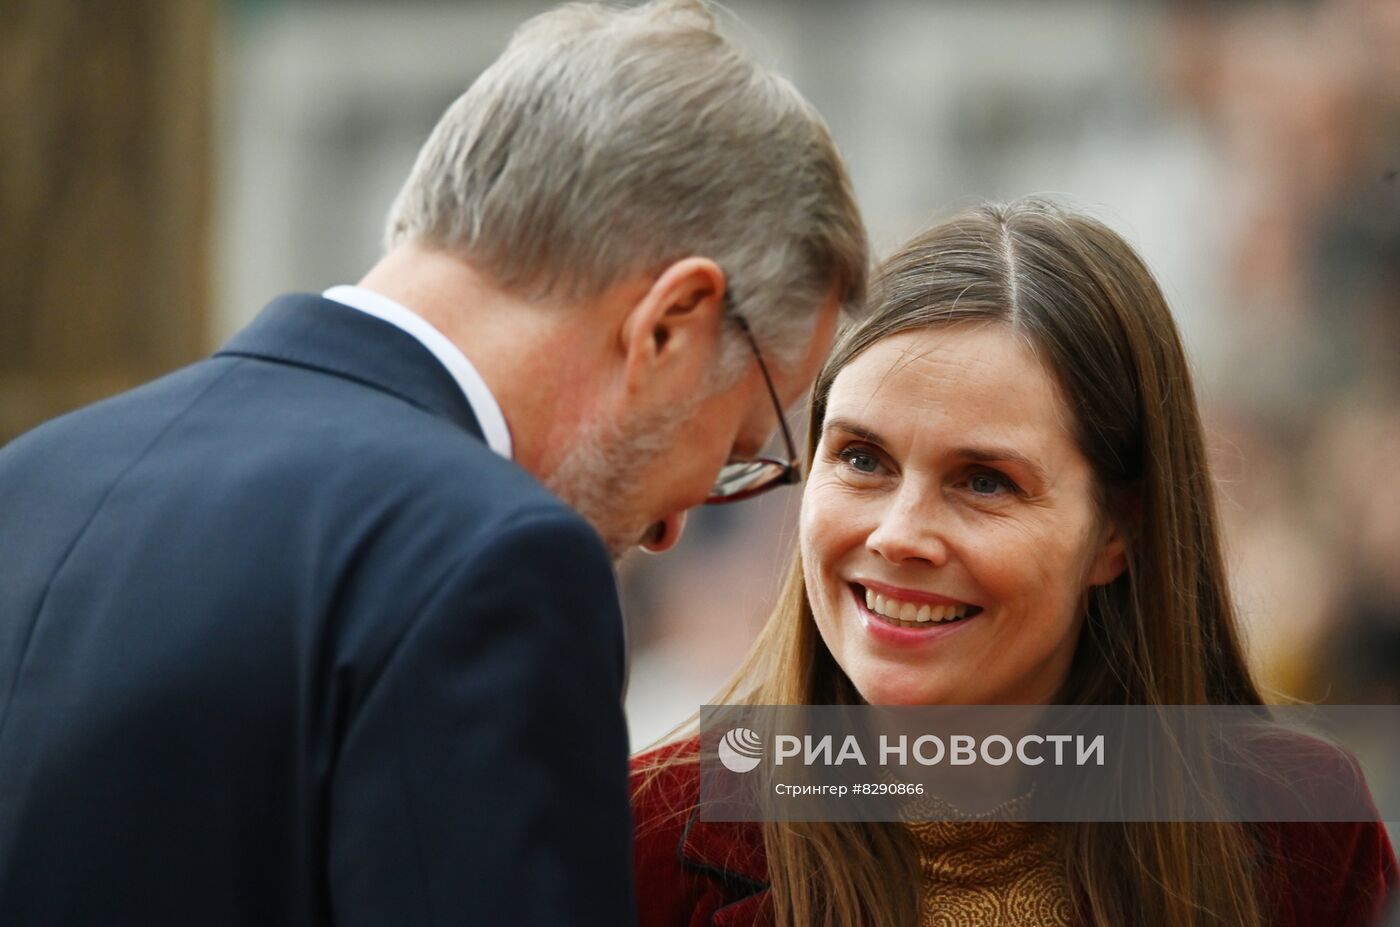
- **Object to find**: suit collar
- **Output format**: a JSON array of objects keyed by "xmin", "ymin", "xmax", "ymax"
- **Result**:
[{"xmin": 216, "ymin": 293, "xmax": 485, "ymax": 441}]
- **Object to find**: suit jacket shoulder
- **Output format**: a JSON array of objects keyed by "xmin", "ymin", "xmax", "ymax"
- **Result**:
[{"xmin": 0, "ymin": 294, "xmax": 633, "ymax": 926}]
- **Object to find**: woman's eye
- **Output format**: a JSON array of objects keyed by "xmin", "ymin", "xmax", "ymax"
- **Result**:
[
  {"xmin": 838, "ymin": 448, "xmax": 881, "ymax": 474},
  {"xmin": 968, "ymin": 471, "xmax": 1010, "ymax": 495}
]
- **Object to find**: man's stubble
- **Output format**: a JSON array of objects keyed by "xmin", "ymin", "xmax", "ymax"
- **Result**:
[{"xmin": 544, "ymin": 397, "xmax": 701, "ymax": 562}]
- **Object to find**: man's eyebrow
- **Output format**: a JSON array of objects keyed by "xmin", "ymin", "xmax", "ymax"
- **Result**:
[{"xmin": 822, "ymin": 417, "xmax": 886, "ymax": 446}]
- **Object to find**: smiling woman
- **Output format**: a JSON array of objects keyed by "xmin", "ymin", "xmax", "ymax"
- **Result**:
[{"xmin": 630, "ymin": 200, "xmax": 1397, "ymax": 927}]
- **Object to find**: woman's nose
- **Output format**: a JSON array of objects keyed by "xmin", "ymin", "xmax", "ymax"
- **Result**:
[{"xmin": 864, "ymin": 489, "xmax": 951, "ymax": 567}]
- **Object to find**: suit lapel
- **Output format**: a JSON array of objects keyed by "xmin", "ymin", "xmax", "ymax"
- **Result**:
[{"xmin": 217, "ymin": 294, "xmax": 486, "ymax": 442}]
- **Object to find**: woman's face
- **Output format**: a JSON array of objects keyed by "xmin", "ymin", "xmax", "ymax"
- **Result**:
[{"xmin": 800, "ymin": 323, "xmax": 1126, "ymax": 705}]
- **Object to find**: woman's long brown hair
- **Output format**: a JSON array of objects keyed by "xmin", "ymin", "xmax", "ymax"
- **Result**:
[{"xmin": 636, "ymin": 200, "xmax": 1267, "ymax": 927}]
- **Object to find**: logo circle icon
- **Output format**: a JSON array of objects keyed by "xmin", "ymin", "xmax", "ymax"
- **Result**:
[{"xmin": 718, "ymin": 728, "xmax": 763, "ymax": 773}]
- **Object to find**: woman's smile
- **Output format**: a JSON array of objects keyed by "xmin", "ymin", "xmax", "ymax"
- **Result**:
[
  {"xmin": 847, "ymin": 580, "xmax": 983, "ymax": 646},
  {"xmin": 845, "ymin": 585, "xmax": 980, "ymax": 649}
]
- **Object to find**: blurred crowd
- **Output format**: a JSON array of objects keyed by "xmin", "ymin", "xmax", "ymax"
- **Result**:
[{"xmin": 1163, "ymin": 0, "xmax": 1400, "ymax": 702}]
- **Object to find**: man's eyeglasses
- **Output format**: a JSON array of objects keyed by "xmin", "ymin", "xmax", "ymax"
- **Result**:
[{"xmin": 705, "ymin": 315, "xmax": 802, "ymax": 504}]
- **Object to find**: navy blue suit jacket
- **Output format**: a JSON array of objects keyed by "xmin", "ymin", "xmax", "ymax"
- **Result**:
[{"xmin": 0, "ymin": 295, "xmax": 635, "ymax": 925}]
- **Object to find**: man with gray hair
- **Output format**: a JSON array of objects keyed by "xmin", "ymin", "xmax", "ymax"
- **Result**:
[{"xmin": 0, "ymin": 1, "xmax": 865, "ymax": 924}]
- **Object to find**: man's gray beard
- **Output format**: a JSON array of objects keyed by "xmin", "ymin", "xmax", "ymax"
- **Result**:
[{"xmin": 544, "ymin": 401, "xmax": 697, "ymax": 562}]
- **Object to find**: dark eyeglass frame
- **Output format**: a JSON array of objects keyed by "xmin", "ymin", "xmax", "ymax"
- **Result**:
[{"xmin": 704, "ymin": 314, "xmax": 802, "ymax": 505}]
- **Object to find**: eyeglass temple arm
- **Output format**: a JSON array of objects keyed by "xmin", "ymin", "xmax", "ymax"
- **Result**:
[{"xmin": 729, "ymin": 314, "xmax": 802, "ymax": 474}]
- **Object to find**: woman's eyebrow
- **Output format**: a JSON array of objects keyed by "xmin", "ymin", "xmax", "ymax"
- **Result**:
[
  {"xmin": 822, "ymin": 417, "xmax": 886, "ymax": 445},
  {"xmin": 825, "ymin": 418, "xmax": 1049, "ymax": 481},
  {"xmin": 956, "ymin": 447, "xmax": 1048, "ymax": 483}
]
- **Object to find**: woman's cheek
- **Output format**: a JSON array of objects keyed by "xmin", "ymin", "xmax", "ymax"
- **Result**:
[
  {"xmin": 804, "ymin": 483, "xmax": 863, "ymax": 564},
  {"xmin": 801, "ymin": 483, "xmax": 857, "ymax": 610},
  {"xmin": 799, "ymin": 476, "xmax": 838, "ymax": 548}
]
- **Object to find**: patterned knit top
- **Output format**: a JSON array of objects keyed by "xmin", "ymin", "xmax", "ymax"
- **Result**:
[{"xmin": 902, "ymin": 791, "xmax": 1073, "ymax": 926}]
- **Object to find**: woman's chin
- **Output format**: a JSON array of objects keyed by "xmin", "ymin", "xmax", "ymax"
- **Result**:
[{"xmin": 855, "ymin": 681, "xmax": 952, "ymax": 706}]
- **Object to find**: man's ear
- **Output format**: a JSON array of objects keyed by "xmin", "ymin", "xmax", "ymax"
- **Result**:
[{"xmin": 619, "ymin": 257, "xmax": 727, "ymax": 394}]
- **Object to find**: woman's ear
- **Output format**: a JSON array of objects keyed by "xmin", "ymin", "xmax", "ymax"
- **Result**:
[
  {"xmin": 1087, "ymin": 527, "xmax": 1128, "ymax": 588},
  {"xmin": 1087, "ymin": 488, "xmax": 1136, "ymax": 587}
]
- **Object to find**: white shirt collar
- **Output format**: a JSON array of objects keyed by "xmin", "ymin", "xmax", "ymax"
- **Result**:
[{"xmin": 322, "ymin": 285, "xmax": 513, "ymax": 460}]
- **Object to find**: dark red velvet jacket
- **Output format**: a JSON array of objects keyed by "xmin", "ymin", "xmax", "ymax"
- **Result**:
[{"xmin": 632, "ymin": 738, "xmax": 1398, "ymax": 927}]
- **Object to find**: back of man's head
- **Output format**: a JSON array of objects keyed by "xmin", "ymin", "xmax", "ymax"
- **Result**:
[{"xmin": 385, "ymin": 0, "xmax": 867, "ymax": 372}]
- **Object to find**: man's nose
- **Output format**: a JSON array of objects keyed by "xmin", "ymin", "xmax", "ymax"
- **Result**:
[
  {"xmin": 864, "ymin": 486, "xmax": 951, "ymax": 567},
  {"xmin": 640, "ymin": 511, "xmax": 688, "ymax": 554}
]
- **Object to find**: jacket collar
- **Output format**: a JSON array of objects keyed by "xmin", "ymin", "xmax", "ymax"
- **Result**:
[
  {"xmin": 216, "ymin": 294, "xmax": 485, "ymax": 441},
  {"xmin": 679, "ymin": 802, "xmax": 772, "ymax": 923}
]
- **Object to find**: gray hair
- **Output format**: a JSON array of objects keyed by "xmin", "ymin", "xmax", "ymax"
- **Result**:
[{"xmin": 385, "ymin": 0, "xmax": 867, "ymax": 374}]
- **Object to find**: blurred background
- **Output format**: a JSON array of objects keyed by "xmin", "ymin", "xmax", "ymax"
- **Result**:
[{"xmin": 3, "ymin": 0, "xmax": 1397, "ymax": 748}]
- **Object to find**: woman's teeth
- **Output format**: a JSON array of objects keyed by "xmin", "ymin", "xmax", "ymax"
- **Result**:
[{"xmin": 864, "ymin": 588, "xmax": 974, "ymax": 625}]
